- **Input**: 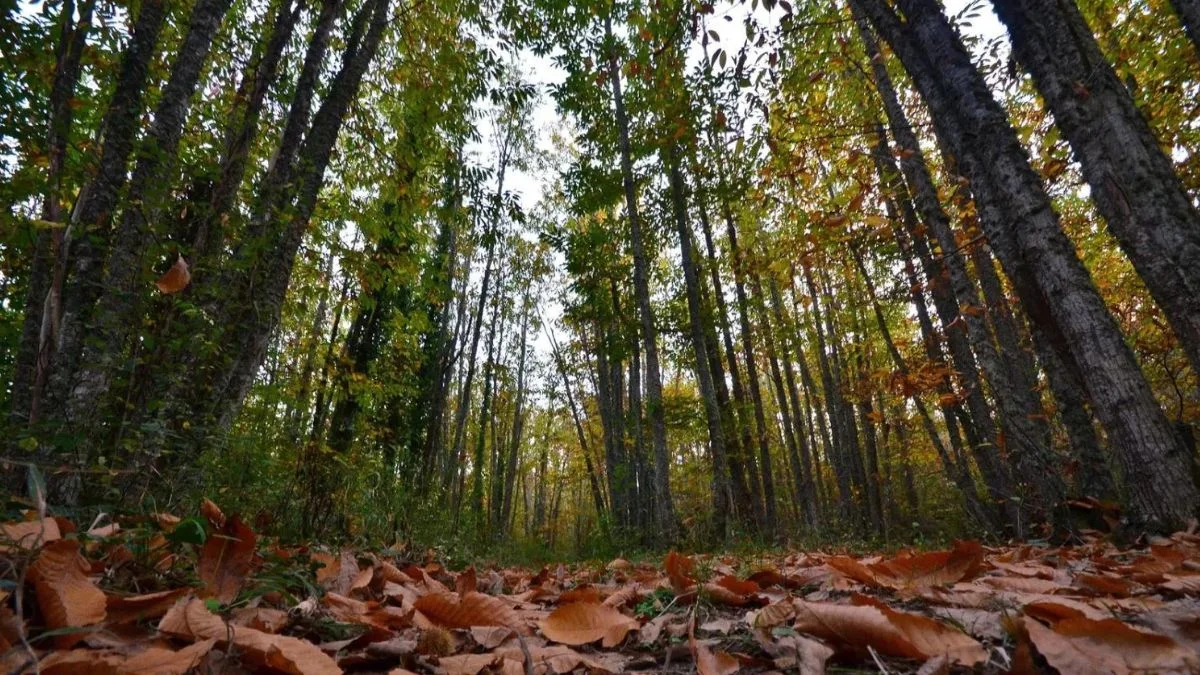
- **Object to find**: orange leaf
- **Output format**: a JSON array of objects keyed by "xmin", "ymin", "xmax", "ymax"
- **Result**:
[
  {"xmin": 456, "ymin": 565, "xmax": 477, "ymax": 594},
  {"xmin": 39, "ymin": 640, "xmax": 215, "ymax": 675},
  {"xmin": 197, "ymin": 515, "xmax": 256, "ymax": 603},
  {"xmin": 714, "ymin": 575, "xmax": 760, "ymax": 595},
  {"xmin": 414, "ymin": 591, "xmax": 524, "ymax": 631},
  {"xmin": 159, "ymin": 598, "xmax": 339, "ymax": 674},
  {"xmin": 155, "ymin": 255, "xmax": 191, "ymax": 294},
  {"xmin": 665, "ymin": 550, "xmax": 697, "ymax": 591},
  {"xmin": 829, "ymin": 541, "xmax": 983, "ymax": 592},
  {"xmin": 539, "ymin": 602, "xmax": 639, "ymax": 647},
  {"xmin": 690, "ymin": 622, "xmax": 740, "ymax": 675},
  {"xmin": 793, "ymin": 598, "xmax": 986, "ymax": 665},
  {"xmin": 29, "ymin": 539, "xmax": 106, "ymax": 647},
  {"xmin": 105, "ymin": 588, "xmax": 191, "ymax": 625},
  {"xmin": 1, "ymin": 517, "xmax": 61, "ymax": 551},
  {"xmin": 1024, "ymin": 616, "xmax": 1199, "ymax": 674},
  {"xmin": 200, "ymin": 499, "xmax": 225, "ymax": 529}
]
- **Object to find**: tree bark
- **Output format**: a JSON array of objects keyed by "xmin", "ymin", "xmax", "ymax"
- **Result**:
[
  {"xmin": 1170, "ymin": 0, "xmax": 1200, "ymax": 55},
  {"xmin": 993, "ymin": 0, "xmax": 1200, "ymax": 376},
  {"xmin": 666, "ymin": 144, "xmax": 731, "ymax": 540},
  {"xmin": 606, "ymin": 14, "xmax": 676, "ymax": 537},
  {"xmin": 856, "ymin": 0, "xmax": 1200, "ymax": 530}
]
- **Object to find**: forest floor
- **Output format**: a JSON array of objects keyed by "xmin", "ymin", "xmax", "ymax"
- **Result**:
[{"xmin": 2, "ymin": 500, "xmax": 1199, "ymax": 674}]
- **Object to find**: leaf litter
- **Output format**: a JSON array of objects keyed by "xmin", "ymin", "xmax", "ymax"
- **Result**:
[{"xmin": 1, "ymin": 501, "xmax": 1199, "ymax": 673}]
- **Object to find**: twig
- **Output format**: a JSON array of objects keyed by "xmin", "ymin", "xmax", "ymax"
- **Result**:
[
  {"xmin": 867, "ymin": 645, "xmax": 891, "ymax": 674},
  {"xmin": 515, "ymin": 632, "xmax": 534, "ymax": 675}
]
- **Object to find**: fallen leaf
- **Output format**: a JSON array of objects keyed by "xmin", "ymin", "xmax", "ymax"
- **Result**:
[
  {"xmin": 793, "ymin": 597, "xmax": 986, "ymax": 665},
  {"xmin": 197, "ymin": 515, "xmax": 256, "ymax": 604},
  {"xmin": 540, "ymin": 602, "xmax": 639, "ymax": 647},
  {"xmin": 690, "ymin": 622, "xmax": 739, "ymax": 675},
  {"xmin": 414, "ymin": 591, "xmax": 524, "ymax": 631},
  {"xmin": 437, "ymin": 653, "xmax": 499, "ymax": 675},
  {"xmin": 105, "ymin": 588, "xmax": 191, "ymax": 625},
  {"xmin": 1024, "ymin": 615, "xmax": 1200, "ymax": 674},
  {"xmin": 29, "ymin": 539, "xmax": 106, "ymax": 647},
  {"xmin": 159, "ymin": 598, "xmax": 340, "ymax": 674},
  {"xmin": 1, "ymin": 517, "xmax": 62, "ymax": 550},
  {"xmin": 456, "ymin": 566, "xmax": 477, "ymax": 594},
  {"xmin": 829, "ymin": 541, "xmax": 983, "ymax": 592},
  {"xmin": 200, "ymin": 499, "xmax": 225, "ymax": 529},
  {"xmin": 665, "ymin": 550, "xmax": 697, "ymax": 591}
]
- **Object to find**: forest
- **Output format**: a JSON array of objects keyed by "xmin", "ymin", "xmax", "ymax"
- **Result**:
[{"xmin": 2, "ymin": 0, "xmax": 1200, "ymax": 672}]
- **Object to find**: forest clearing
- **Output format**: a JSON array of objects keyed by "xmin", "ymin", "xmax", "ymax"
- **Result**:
[{"xmin": 3, "ymin": 0, "xmax": 1200, "ymax": 671}]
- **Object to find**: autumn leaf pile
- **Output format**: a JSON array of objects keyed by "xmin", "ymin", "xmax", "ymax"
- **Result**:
[{"xmin": 2, "ymin": 502, "xmax": 1200, "ymax": 674}]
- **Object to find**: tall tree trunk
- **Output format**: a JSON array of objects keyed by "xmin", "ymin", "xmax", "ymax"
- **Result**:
[
  {"xmin": 666, "ymin": 145, "xmax": 731, "ymax": 540},
  {"xmin": 993, "ymin": 0, "xmax": 1200, "ymax": 376},
  {"xmin": 10, "ymin": 0, "xmax": 96, "ymax": 430},
  {"xmin": 767, "ymin": 278, "xmax": 820, "ymax": 527},
  {"xmin": 33, "ymin": 0, "xmax": 167, "ymax": 433},
  {"xmin": 856, "ymin": 0, "xmax": 1200, "ymax": 530},
  {"xmin": 606, "ymin": 14, "xmax": 675, "ymax": 537}
]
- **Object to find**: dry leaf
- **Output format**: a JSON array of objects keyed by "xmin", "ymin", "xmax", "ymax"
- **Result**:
[
  {"xmin": 1, "ymin": 517, "xmax": 62, "ymax": 550},
  {"xmin": 437, "ymin": 653, "xmax": 499, "ymax": 675},
  {"xmin": 29, "ymin": 539, "xmax": 106, "ymax": 647},
  {"xmin": 200, "ymin": 499, "xmax": 225, "ymax": 529},
  {"xmin": 197, "ymin": 515, "xmax": 256, "ymax": 604},
  {"xmin": 690, "ymin": 624, "xmax": 740, "ymax": 675},
  {"xmin": 159, "ymin": 598, "xmax": 340, "ymax": 675},
  {"xmin": 105, "ymin": 588, "xmax": 191, "ymax": 625},
  {"xmin": 1025, "ymin": 615, "xmax": 1200, "ymax": 674},
  {"xmin": 414, "ymin": 591, "xmax": 524, "ymax": 631},
  {"xmin": 456, "ymin": 566, "xmax": 478, "ymax": 594},
  {"xmin": 540, "ymin": 602, "xmax": 639, "ymax": 647},
  {"xmin": 793, "ymin": 597, "xmax": 986, "ymax": 665},
  {"xmin": 665, "ymin": 550, "xmax": 698, "ymax": 591},
  {"xmin": 829, "ymin": 541, "xmax": 983, "ymax": 592},
  {"xmin": 155, "ymin": 255, "xmax": 191, "ymax": 294}
]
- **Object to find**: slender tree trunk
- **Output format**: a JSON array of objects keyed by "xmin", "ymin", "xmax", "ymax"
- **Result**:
[
  {"xmin": 606, "ymin": 14, "xmax": 675, "ymax": 537},
  {"xmin": 10, "ymin": 0, "xmax": 96, "ymax": 429},
  {"xmin": 35, "ymin": 0, "xmax": 167, "ymax": 429},
  {"xmin": 993, "ymin": 0, "xmax": 1200, "ymax": 376},
  {"xmin": 547, "ymin": 326, "xmax": 609, "ymax": 518},
  {"xmin": 767, "ymin": 278, "xmax": 820, "ymax": 527},
  {"xmin": 666, "ymin": 145, "xmax": 730, "ymax": 540},
  {"xmin": 856, "ymin": 0, "xmax": 1200, "ymax": 529}
]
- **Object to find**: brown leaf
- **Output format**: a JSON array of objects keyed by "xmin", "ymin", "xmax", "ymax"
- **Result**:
[
  {"xmin": 829, "ymin": 541, "xmax": 983, "ymax": 592},
  {"xmin": 197, "ymin": 515, "xmax": 256, "ymax": 604},
  {"xmin": 155, "ymin": 255, "xmax": 191, "ymax": 294},
  {"xmin": 470, "ymin": 625, "xmax": 513, "ymax": 648},
  {"xmin": 1024, "ymin": 615, "xmax": 1200, "ymax": 674},
  {"xmin": 456, "ymin": 565, "xmax": 477, "ymax": 595},
  {"xmin": 414, "ymin": 591, "xmax": 524, "ymax": 631},
  {"xmin": 753, "ymin": 598, "xmax": 796, "ymax": 628},
  {"xmin": 665, "ymin": 550, "xmax": 697, "ymax": 591},
  {"xmin": 437, "ymin": 653, "xmax": 500, "ymax": 675},
  {"xmin": 1, "ymin": 517, "xmax": 62, "ymax": 550},
  {"xmin": 540, "ymin": 601, "xmax": 639, "ymax": 647},
  {"xmin": 690, "ymin": 623, "xmax": 740, "ymax": 675},
  {"xmin": 495, "ymin": 644, "xmax": 608, "ymax": 674},
  {"xmin": 230, "ymin": 606, "xmax": 290, "ymax": 633},
  {"xmin": 793, "ymin": 598, "xmax": 986, "ymax": 665},
  {"xmin": 159, "ymin": 598, "xmax": 340, "ymax": 675},
  {"xmin": 38, "ymin": 638, "xmax": 215, "ymax": 675},
  {"xmin": 105, "ymin": 588, "xmax": 191, "ymax": 625},
  {"xmin": 714, "ymin": 575, "xmax": 760, "ymax": 596},
  {"xmin": 200, "ymin": 499, "xmax": 225, "ymax": 529},
  {"xmin": 29, "ymin": 539, "xmax": 106, "ymax": 647}
]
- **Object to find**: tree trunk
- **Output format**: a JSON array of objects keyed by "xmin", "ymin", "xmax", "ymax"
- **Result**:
[
  {"xmin": 10, "ymin": 0, "xmax": 96, "ymax": 430},
  {"xmin": 993, "ymin": 0, "xmax": 1200, "ymax": 376},
  {"xmin": 606, "ymin": 14, "xmax": 675, "ymax": 538},
  {"xmin": 1170, "ymin": 0, "xmax": 1200, "ymax": 55},
  {"xmin": 857, "ymin": 0, "xmax": 1200, "ymax": 530},
  {"xmin": 666, "ymin": 145, "xmax": 730, "ymax": 540},
  {"xmin": 767, "ymin": 277, "xmax": 820, "ymax": 527}
]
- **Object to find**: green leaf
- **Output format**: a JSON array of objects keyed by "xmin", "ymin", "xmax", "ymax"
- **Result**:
[{"xmin": 168, "ymin": 517, "xmax": 208, "ymax": 546}]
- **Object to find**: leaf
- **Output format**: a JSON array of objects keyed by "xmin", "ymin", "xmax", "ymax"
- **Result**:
[
  {"xmin": 29, "ymin": 539, "xmax": 106, "ymax": 647},
  {"xmin": 753, "ymin": 599, "xmax": 796, "ymax": 627},
  {"xmin": 414, "ymin": 591, "xmax": 524, "ymax": 631},
  {"xmin": 1, "ymin": 517, "xmax": 62, "ymax": 550},
  {"xmin": 37, "ymin": 642, "xmax": 214, "ymax": 675},
  {"xmin": 664, "ymin": 550, "xmax": 697, "ymax": 591},
  {"xmin": 714, "ymin": 575, "xmax": 760, "ymax": 595},
  {"xmin": 793, "ymin": 598, "xmax": 986, "ymax": 665},
  {"xmin": 197, "ymin": 515, "xmax": 256, "ymax": 604},
  {"xmin": 456, "ymin": 566, "xmax": 477, "ymax": 594},
  {"xmin": 495, "ymin": 645, "xmax": 606, "ymax": 674},
  {"xmin": 105, "ymin": 588, "xmax": 191, "ymax": 625},
  {"xmin": 159, "ymin": 597, "xmax": 340, "ymax": 675},
  {"xmin": 155, "ymin": 255, "xmax": 191, "ymax": 294},
  {"xmin": 470, "ymin": 625, "xmax": 513, "ymax": 648},
  {"xmin": 539, "ymin": 602, "xmax": 639, "ymax": 647},
  {"xmin": 199, "ymin": 499, "xmax": 225, "ymax": 529},
  {"xmin": 690, "ymin": 622, "xmax": 739, "ymax": 675},
  {"xmin": 1024, "ymin": 616, "xmax": 1200, "ymax": 674},
  {"xmin": 437, "ymin": 653, "xmax": 499, "ymax": 675},
  {"xmin": 829, "ymin": 541, "xmax": 983, "ymax": 592}
]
